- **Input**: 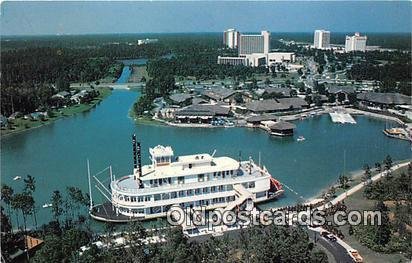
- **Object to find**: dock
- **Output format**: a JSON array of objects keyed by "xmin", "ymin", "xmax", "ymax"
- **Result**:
[{"xmin": 329, "ymin": 112, "xmax": 356, "ymax": 124}]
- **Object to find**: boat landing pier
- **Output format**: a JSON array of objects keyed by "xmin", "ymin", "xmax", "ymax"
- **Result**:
[{"xmin": 329, "ymin": 112, "xmax": 356, "ymax": 124}]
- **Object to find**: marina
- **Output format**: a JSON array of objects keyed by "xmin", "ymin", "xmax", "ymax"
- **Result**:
[{"xmin": 1, "ymin": 90, "xmax": 411, "ymax": 228}]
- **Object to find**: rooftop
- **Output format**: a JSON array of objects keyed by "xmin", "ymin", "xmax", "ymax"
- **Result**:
[
  {"xmin": 169, "ymin": 93, "xmax": 192, "ymax": 104},
  {"xmin": 202, "ymin": 87, "xmax": 237, "ymax": 101},
  {"xmin": 327, "ymin": 86, "xmax": 357, "ymax": 94},
  {"xmin": 176, "ymin": 104, "xmax": 230, "ymax": 116},
  {"xmin": 357, "ymin": 92, "xmax": 411, "ymax": 105},
  {"xmin": 246, "ymin": 115, "xmax": 278, "ymax": 123},
  {"xmin": 269, "ymin": 121, "xmax": 296, "ymax": 130}
]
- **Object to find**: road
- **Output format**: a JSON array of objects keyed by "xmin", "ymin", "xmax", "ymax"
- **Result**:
[{"xmin": 307, "ymin": 228, "xmax": 354, "ymax": 263}]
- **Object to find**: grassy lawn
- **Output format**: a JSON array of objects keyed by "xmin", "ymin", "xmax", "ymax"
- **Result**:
[
  {"xmin": 1, "ymin": 87, "xmax": 112, "ymax": 137},
  {"xmin": 128, "ymin": 65, "xmax": 149, "ymax": 83}
]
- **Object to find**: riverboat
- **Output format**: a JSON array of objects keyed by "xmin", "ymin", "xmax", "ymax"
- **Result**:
[{"xmin": 90, "ymin": 135, "xmax": 284, "ymax": 222}]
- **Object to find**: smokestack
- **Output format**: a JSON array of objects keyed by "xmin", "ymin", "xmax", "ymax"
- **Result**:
[
  {"xmin": 132, "ymin": 134, "xmax": 137, "ymax": 170},
  {"xmin": 137, "ymin": 142, "xmax": 142, "ymax": 178}
]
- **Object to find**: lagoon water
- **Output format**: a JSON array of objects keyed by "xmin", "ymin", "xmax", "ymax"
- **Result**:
[{"xmin": 1, "ymin": 87, "xmax": 411, "ymax": 227}]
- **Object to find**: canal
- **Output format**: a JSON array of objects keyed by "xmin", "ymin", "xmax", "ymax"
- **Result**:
[{"xmin": 1, "ymin": 72, "xmax": 411, "ymax": 228}]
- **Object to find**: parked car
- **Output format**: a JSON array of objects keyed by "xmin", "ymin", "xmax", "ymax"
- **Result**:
[
  {"xmin": 348, "ymin": 249, "xmax": 363, "ymax": 263},
  {"xmin": 320, "ymin": 231, "xmax": 337, "ymax": 242}
]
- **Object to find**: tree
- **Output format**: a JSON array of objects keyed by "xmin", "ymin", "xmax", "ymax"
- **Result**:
[
  {"xmin": 11, "ymin": 193, "xmax": 34, "ymax": 232},
  {"xmin": 51, "ymin": 190, "xmax": 63, "ymax": 224},
  {"xmin": 23, "ymin": 175, "xmax": 37, "ymax": 227},
  {"xmin": 313, "ymin": 94, "xmax": 323, "ymax": 106},
  {"xmin": 362, "ymin": 164, "xmax": 372, "ymax": 183},
  {"xmin": 328, "ymin": 93, "xmax": 336, "ymax": 103},
  {"xmin": 375, "ymin": 162, "xmax": 382, "ymax": 172},
  {"xmin": 338, "ymin": 175, "xmax": 349, "ymax": 189},
  {"xmin": 384, "ymin": 155, "xmax": 393, "ymax": 171},
  {"xmin": 337, "ymin": 92, "xmax": 346, "ymax": 103},
  {"xmin": 1, "ymin": 206, "xmax": 12, "ymax": 233},
  {"xmin": 374, "ymin": 200, "xmax": 391, "ymax": 246},
  {"xmin": 347, "ymin": 93, "xmax": 357, "ymax": 105},
  {"xmin": 1, "ymin": 184, "xmax": 14, "ymax": 221}
]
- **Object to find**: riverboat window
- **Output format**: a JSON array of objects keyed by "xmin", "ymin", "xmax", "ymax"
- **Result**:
[
  {"xmin": 163, "ymin": 205, "xmax": 171, "ymax": 212},
  {"xmin": 198, "ymin": 174, "xmax": 204, "ymax": 182},
  {"xmin": 256, "ymin": 191, "xmax": 266, "ymax": 199},
  {"xmin": 178, "ymin": 176, "xmax": 185, "ymax": 184},
  {"xmin": 171, "ymin": 192, "xmax": 177, "ymax": 199},
  {"xmin": 195, "ymin": 188, "xmax": 201, "ymax": 195},
  {"xmin": 203, "ymin": 187, "xmax": 209, "ymax": 193},
  {"xmin": 249, "ymin": 182, "xmax": 255, "ymax": 188},
  {"xmin": 211, "ymin": 186, "xmax": 216, "ymax": 193},
  {"xmin": 125, "ymin": 196, "xmax": 130, "ymax": 202},
  {"xmin": 222, "ymin": 172, "xmax": 225, "ymax": 179},
  {"xmin": 150, "ymin": 206, "xmax": 161, "ymax": 214},
  {"xmin": 189, "ymin": 163, "xmax": 193, "ymax": 169},
  {"xmin": 138, "ymin": 196, "xmax": 143, "ymax": 202},
  {"xmin": 230, "ymin": 170, "xmax": 234, "ymax": 175},
  {"xmin": 162, "ymin": 193, "xmax": 170, "ymax": 200},
  {"xmin": 154, "ymin": 194, "xmax": 161, "ymax": 201},
  {"xmin": 145, "ymin": 195, "xmax": 151, "ymax": 201},
  {"xmin": 187, "ymin": 189, "xmax": 193, "ymax": 196},
  {"xmin": 179, "ymin": 190, "xmax": 185, "ymax": 197},
  {"xmin": 227, "ymin": 185, "xmax": 233, "ymax": 191},
  {"xmin": 242, "ymin": 183, "xmax": 248, "ymax": 188},
  {"xmin": 138, "ymin": 209, "xmax": 144, "ymax": 214},
  {"xmin": 219, "ymin": 185, "xmax": 224, "ymax": 191},
  {"xmin": 131, "ymin": 197, "xmax": 136, "ymax": 202},
  {"xmin": 119, "ymin": 195, "xmax": 124, "ymax": 201}
]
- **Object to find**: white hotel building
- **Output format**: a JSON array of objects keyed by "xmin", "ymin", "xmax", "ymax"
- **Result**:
[
  {"xmin": 239, "ymin": 31, "xmax": 270, "ymax": 56},
  {"xmin": 223, "ymin": 29, "xmax": 240, "ymax": 49},
  {"xmin": 345, "ymin": 33, "xmax": 367, "ymax": 52},
  {"xmin": 313, "ymin": 29, "xmax": 330, "ymax": 49}
]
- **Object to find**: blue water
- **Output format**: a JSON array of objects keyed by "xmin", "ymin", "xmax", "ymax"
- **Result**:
[
  {"xmin": 118, "ymin": 58, "xmax": 148, "ymax": 66},
  {"xmin": 115, "ymin": 66, "xmax": 132, "ymax": 83},
  {"xmin": 1, "ymin": 83, "xmax": 411, "ymax": 227}
]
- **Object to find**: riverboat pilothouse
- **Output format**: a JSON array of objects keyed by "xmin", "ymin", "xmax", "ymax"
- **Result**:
[{"xmin": 90, "ymin": 135, "xmax": 284, "ymax": 222}]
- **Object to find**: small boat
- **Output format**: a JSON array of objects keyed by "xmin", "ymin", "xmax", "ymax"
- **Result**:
[
  {"xmin": 42, "ymin": 203, "xmax": 52, "ymax": 208},
  {"xmin": 297, "ymin": 136, "xmax": 306, "ymax": 142},
  {"xmin": 13, "ymin": 176, "xmax": 21, "ymax": 181}
]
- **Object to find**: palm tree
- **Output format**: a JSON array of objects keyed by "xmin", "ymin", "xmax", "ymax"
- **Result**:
[
  {"xmin": 375, "ymin": 162, "xmax": 382, "ymax": 173},
  {"xmin": 338, "ymin": 175, "xmax": 349, "ymax": 189},
  {"xmin": 23, "ymin": 175, "xmax": 35, "ymax": 193},
  {"xmin": 384, "ymin": 155, "xmax": 393, "ymax": 171},
  {"xmin": 23, "ymin": 175, "xmax": 37, "ymax": 227},
  {"xmin": 11, "ymin": 193, "xmax": 34, "ymax": 233},
  {"xmin": 362, "ymin": 164, "xmax": 372, "ymax": 183},
  {"xmin": 1, "ymin": 184, "xmax": 14, "ymax": 223},
  {"xmin": 51, "ymin": 191, "xmax": 63, "ymax": 224}
]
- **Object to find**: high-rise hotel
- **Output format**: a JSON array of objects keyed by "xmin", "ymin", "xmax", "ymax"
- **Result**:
[
  {"xmin": 313, "ymin": 29, "xmax": 330, "ymax": 49},
  {"xmin": 223, "ymin": 29, "xmax": 240, "ymax": 49},
  {"xmin": 345, "ymin": 33, "xmax": 367, "ymax": 52},
  {"xmin": 239, "ymin": 31, "xmax": 270, "ymax": 55}
]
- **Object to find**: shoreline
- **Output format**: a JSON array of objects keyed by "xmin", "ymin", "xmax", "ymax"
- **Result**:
[
  {"xmin": 302, "ymin": 158, "xmax": 411, "ymax": 207},
  {"xmin": 1, "ymin": 87, "xmax": 112, "ymax": 138},
  {"xmin": 131, "ymin": 106, "xmax": 406, "ymax": 130}
]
